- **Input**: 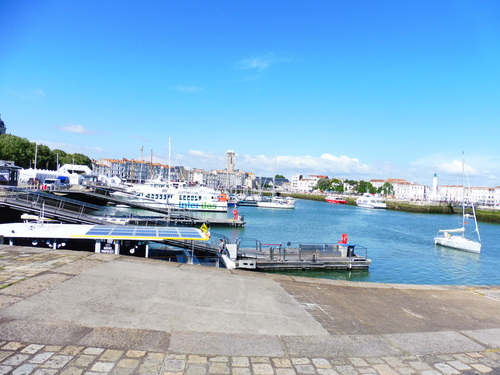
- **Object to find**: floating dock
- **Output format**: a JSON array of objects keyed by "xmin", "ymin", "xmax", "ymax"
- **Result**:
[
  {"xmin": 0, "ymin": 219, "xmax": 371, "ymax": 272},
  {"xmin": 162, "ymin": 238, "xmax": 371, "ymax": 271},
  {"xmin": 221, "ymin": 242, "xmax": 371, "ymax": 271}
]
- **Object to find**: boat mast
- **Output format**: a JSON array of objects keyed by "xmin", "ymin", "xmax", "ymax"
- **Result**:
[
  {"xmin": 463, "ymin": 152, "xmax": 481, "ymax": 242},
  {"xmin": 168, "ymin": 137, "xmax": 171, "ymax": 186},
  {"xmin": 461, "ymin": 152, "xmax": 466, "ymax": 238}
]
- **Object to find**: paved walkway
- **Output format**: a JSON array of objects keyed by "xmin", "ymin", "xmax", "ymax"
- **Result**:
[{"xmin": 0, "ymin": 245, "xmax": 499, "ymax": 375}]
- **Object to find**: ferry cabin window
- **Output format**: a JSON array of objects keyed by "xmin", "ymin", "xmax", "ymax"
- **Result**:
[{"xmin": 181, "ymin": 195, "xmax": 200, "ymax": 201}]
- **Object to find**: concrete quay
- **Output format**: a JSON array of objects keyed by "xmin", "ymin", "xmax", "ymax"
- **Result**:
[{"xmin": 0, "ymin": 245, "xmax": 499, "ymax": 375}]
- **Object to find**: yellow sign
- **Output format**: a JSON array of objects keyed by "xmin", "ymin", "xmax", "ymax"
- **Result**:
[{"xmin": 200, "ymin": 223, "xmax": 208, "ymax": 233}]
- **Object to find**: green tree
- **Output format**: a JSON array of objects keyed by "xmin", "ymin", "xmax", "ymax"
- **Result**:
[
  {"xmin": 315, "ymin": 178, "xmax": 331, "ymax": 191},
  {"xmin": 275, "ymin": 174, "xmax": 285, "ymax": 179},
  {"xmin": 67, "ymin": 153, "xmax": 92, "ymax": 167},
  {"xmin": 0, "ymin": 134, "xmax": 35, "ymax": 168},
  {"xmin": 356, "ymin": 180, "xmax": 376, "ymax": 194},
  {"xmin": 331, "ymin": 178, "xmax": 344, "ymax": 193},
  {"xmin": 0, "ymin": 134, "xmax": 93, "ymax": 169},
  {"xmin": 379, "ymin": 182, "xmax": 394, "ymax": 195},
  {"xmin": 51, "ymin": 149, "xmax": 68, "ymax": 167},
  {"xmin": 36, "ymin": 144, "xmax": 55, "ymax": 169}
]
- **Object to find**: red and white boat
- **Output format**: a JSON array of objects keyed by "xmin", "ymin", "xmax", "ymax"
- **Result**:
[{"xmin": 325, "ymin": 195, "xmax": 347, "ymax": 204}]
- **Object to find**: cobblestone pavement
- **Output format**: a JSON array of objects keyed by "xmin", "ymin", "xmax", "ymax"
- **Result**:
[
  {"xmin": 0, "ymin": 341, "xmax": 499, "ymax": 375},
  {"xmin": 1, "ymin": 246, "xmax": 500, "ymax": 374}
]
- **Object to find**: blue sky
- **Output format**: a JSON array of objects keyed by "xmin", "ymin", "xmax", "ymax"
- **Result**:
[{"xmin": 1, "ymin": 1, "xmax": 499, "ymax": 187}]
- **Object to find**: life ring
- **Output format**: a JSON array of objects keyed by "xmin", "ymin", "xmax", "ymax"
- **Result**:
[
  {"xmin": 341, "ymin": 233, "xmax": 348, "ymax": 244},
  {"xmin": 233, "ymin": 209, "xmax": 239, "ymax": 220}
]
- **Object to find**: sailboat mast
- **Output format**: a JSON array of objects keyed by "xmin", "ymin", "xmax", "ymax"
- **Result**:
[
  {"xmin": 168, "ymin": 137, "xmax": 171, "ymax": 186},
  {"xmin": 461, "ymin": 152, "xmax": 466, "ymax": 236},
  {"xmin": 463, "ymin": 152, "xmax": 481, "ymax": 242}
]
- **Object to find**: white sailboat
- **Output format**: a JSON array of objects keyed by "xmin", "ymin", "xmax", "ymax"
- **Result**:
[
  {"xmin": 434, "ymin": 153, "xmax": 481, "ymax": 253},
  {"xmin": 256, "ymin": 158, "xmax": 295, "ymax": 209}
]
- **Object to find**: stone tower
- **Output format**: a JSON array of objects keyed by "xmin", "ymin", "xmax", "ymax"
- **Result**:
[
  {"xmin": 0, "ymin": 114, "xmax": 6, "ymax": 135},
  {"xmin": 226, "ymin": 150, "xmax": 235, "ymax": 172}
]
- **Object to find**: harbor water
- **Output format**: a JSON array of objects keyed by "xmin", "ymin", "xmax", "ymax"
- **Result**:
[{"xmin": 211, "ymin": 199, "xmax": 500, "ymax": 286}]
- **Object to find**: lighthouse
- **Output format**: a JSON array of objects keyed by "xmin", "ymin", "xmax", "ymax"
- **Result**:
[{"xmin": 431, "ymin": 173, "xmax": 438, "ymax": 201}]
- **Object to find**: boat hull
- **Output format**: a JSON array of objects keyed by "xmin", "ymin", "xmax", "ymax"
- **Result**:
[
  {"xmin": 326, "ymin": 198, "xmax": 346, "ymax": 204},
  {"xmin": 257, "ymin": 201, "xmax": 295, "ymax": 209},
  {"xmin": 434, "ymin": 236, "xmax": 481, "ymax": 253}
]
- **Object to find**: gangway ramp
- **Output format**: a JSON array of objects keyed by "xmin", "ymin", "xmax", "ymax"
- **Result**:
[{"xmin": 0, "ymin": 188, "xmax": 120, "ymax": 224}]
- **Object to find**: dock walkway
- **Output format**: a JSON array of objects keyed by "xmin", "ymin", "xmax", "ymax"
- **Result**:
[
  {"xmin": 1, "ymin": 245, "xmax": 499, "ymax": 374},
  {"xmin": 0, "ymin": 187, "xmax": 245, "ymax": 227}
]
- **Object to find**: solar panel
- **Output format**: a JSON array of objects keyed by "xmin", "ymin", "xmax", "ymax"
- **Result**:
[
  {"xmin": 157, "ymin": 230, "xmax": 179, "ymax": 237},
  {"xmin": 86, "ymin": 228, "xmax": 113, "ymax": 236},
  {"xmin": 135, "ymin": 232, "xmax": 157, "ymax": 237},
  {"xmin": 82, "ymin": 225, "xmax": 206, "ymax": 240},
  {"xmin": 110, "ymin": 229, "xmax": 135, "ymax": 236},
  {"xmin": 178, "ymin": 229, "xmax": 204, "ymax": 238}
]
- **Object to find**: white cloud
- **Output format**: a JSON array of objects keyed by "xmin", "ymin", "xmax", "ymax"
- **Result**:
[
  {"xmin": 188, "ymin": 150, "xmax": 217, "ymax": 159},
  {"xmin": 237, "ymin": 53, "xmax": 291, "ymax": 72},
  {"xmin": 411, "ymin": 153, "xmax": 500, "ymax": 187},
  {"xmin": 60, "ymin": 124, "xmax": 93, "ymax": 134},
  {"xmin": 226, "ymin": 153, "xmax": 372, "ymax": 178}
]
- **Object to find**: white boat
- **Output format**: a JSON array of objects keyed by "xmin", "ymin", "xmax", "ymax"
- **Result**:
[
  {"xmin": 113, "ymin": 179, "xmax": 228, "ymax": 212},
  {"xmin": 356, "ymin": 193, "xmax": 387, "ymax": 209},
  {"xmin": 434, "ymin": 154, "xmax": 481, "ymax": 253},
  {"xmin": 257, "ymin": 196, "xmax": 295, "ymax": 209},
  {"xmin": 434, "ymin": 226, "xmax": 481, "ymax": 253}
]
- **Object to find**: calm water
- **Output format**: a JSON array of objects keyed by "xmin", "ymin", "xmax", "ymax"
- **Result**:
[{"xmin": 207, "ymin": 199, "xmax": 500, "ymax": 285}]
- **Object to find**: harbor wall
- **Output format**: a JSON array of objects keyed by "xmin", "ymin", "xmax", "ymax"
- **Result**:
[{"xmin": 285, "ymin": 193, "xmax": 500, "ymax": 223}]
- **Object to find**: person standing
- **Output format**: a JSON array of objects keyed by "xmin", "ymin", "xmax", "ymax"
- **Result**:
[{"xmin": 219, "ymin": 239, "xmax": 227, "ymax": 255}]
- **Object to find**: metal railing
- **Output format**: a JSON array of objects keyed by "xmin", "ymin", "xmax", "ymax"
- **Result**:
[{"xmin": 297, "ymin": 243, "xmax": 368, "ymax": 262}]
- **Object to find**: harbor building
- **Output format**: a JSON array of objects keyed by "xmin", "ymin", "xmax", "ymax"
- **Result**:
[
  {"xmin": 0, "ymin": 160, "xmax": 21, "ymax": 186},
  {"xmin": 290, "ymin": 174, "xmax": 328, "ymax": 193}
]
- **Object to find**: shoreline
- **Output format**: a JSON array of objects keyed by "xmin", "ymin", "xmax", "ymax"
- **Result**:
[{"xmin": 284, "ymin": 193, "xmax": 500, "ymax": 224}]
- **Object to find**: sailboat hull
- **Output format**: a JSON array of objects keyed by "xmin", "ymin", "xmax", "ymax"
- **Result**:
[{"xmin": 434, "ymin": 236, "xmax": 481, "ymax": 253}]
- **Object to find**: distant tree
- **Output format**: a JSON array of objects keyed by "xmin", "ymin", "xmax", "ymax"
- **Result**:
[
  {"xmin": 379, "ymin": 182, "xmax": 394, "ymax": 195},
  {"xmin": 275, "ymin": 174, "xmax": 285, "ymax": 179},
  {"xmin": 315, "ymin": 178, "xmax": 331, "ymax": 191},
  {"xmin": 0, "ymin": 134, "xmax": 35, "ymax": 168},
  {"xmin": 331, "ymin": 178, "xmax": 344, "ymax": 193},
  {"xmin": 356, "ymin": 180, "xmax": 376, "ymax": 194},
  {"xmin": 51, "ymin": 149, "xmax": 68, "ymax": 167},
  {"xmin": 67, "ymin": 153, "xmax": 92, "ymax": 167},
  {"xmin": 36, "ymin": 144, "xmax": 55, "ymax": 169},
  {"xmin": 344, "ymin": 179, "xmax": 357, "ymax": 185},
  {"xmin": 0, "ymin": 134, "xmax": 92, "ymax": 169}
]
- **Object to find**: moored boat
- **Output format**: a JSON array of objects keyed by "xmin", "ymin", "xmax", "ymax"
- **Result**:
[
  {"xmin": 257, "ymin": 196, "xmax": 295, "ymax": 209},
  {"xmin": 113, "ymin": 179, "xmax": 228, "ymax": 212},
  {"xmin": 356, "ymin": 193, "xmax": 387, "ymax": 209},
  {"xmin": 325, "ymin": 195, "xmax": 347, "ymax": 204},
  {"xmin": 434, "ymin": 153, "xmax": 481, "ymax": 253}
]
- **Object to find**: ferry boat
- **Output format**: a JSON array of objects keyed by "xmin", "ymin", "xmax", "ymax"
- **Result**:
[
  {"xmin": 325, "ymin": 195, "xmax": 347, "ymax": 204},
  {"xmin": 113, "ymin": 179, "xmax": 228, "ymax": 212}
]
